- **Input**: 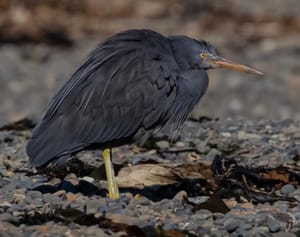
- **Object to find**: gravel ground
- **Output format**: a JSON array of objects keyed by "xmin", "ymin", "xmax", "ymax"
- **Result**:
[{"xmin": 1, "ymin": 118, "xmax": 300, "ymax": 236}]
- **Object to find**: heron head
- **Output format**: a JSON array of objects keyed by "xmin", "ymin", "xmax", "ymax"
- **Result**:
[
  {"xmin": 169, "ymin": 36, "xmax": 262, "ymax": 75},
  {"xmin": 197, "ymin": 41, "xmax": 262, "ymax": 75}
]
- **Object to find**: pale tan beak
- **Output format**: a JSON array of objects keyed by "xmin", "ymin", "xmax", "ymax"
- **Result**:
[{"xmin": 208, "ymin": 56, "xmax": 263, "ymax": 75}]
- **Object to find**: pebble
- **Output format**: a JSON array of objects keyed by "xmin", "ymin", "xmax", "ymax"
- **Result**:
[
  {"xmin": 173, "ymin": 190, "xmax": 187, "ymax": 201},
  {"xmin": 223, "ymin": 218, "xmax": 240, "ymax": 233},
  {"xmin": 196, "ymin": 141, "xmax": 210, "ymax": 153},
  {"xmin": 175, "ymin": 141, "xmax": 185, "ymax": 148},
  {"xmin": 266, "ymin": 215, "xmax": 283, "ymax": 233},
  {"xmin": 221, "ymin": 132, "xmax": 231, "ymax": 138},
  {"xmin": 206, "ymin": 149, "xmax": 221, "ymax": 160},
  {"xmin": 0, "ymin": 177, "xmax": 9, "ymax": 187},
  {"xmin": 80, "ymin": 176, "xmax": 95, "ymax": 184},
  {"xmin": 192, "ymin": 209, "xmax": 213, "ymax": 221},
  {"xmin": 156, "ymin": 141, "xmax": 169, "ymax": 149},
  {"xmin": 280, "ymin": 184, "xmax": 295, "ymax": 196},
  {"xmin": 64, "ymin": 173, "xmax": 79, "ymax": 185},
  {"xmin": 273, "ymin": 233, "xmax": 297, "ymax": 237},
  {"xmin": 251, "ymin": 226, "xmax": 271, "ymax": 236},
  {"xmin": 0, "ymin": 154, "xmax": 6, "ymax": 166}
]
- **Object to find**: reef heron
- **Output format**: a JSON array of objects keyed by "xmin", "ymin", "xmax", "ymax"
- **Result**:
[{"xmin": 27, "ymin": 29, "xmax": 262, "ymax": 199}]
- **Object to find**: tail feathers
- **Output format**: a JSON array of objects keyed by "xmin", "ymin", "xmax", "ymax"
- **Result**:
[{"xmin": 26, "ymin": 118, "xmax": 83, "ymax": 168}]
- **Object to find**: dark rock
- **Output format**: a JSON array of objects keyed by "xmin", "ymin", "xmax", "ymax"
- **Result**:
[{"xmin": 60, "ymin": 180, "xmax": 77, "ymax": 193}]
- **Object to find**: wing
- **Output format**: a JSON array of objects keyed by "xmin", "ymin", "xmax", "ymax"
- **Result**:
[{"xmin": 27, "ymin": 30, "xmax": 180, "ymax": 167}]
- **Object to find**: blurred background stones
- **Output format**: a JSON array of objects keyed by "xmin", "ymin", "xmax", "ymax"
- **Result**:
[{"xmin": 0, "ymin": 0, "xmax": 300, "ymax": 125}]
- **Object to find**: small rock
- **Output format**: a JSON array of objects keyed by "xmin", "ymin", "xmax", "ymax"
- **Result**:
[
  {"xmin": 239, "ymin": 223, "xmax": 253, "ymax": 231},
  {"xmin": 220, "ymin": 132, "xmax": 231, "ymax": 138},
  {"xmin": 53, "ymin": 190, "xmax": 67, "ymax": 197},
  {"xmin": 156, "ymin": 140, "xmax": 169, "ymax": 149},
  {"xmin": 85, "ymin": 225, "xmax": 106, "ymax": 237},
  {"xmin": 212, "ymin": 213, "xmax": 224, "ymax": 220},
  {"xmin": 275, "ymin": 202, "xmax": 289, "ymax": 213},
  {"xmin": 0, "ymin": 177, "xmax": 9, "ymax": 188},
  {"xmin": 250, "ymin": 226, "xmax": 270, "ymax": 235},
  {"xmin": 196, "ymin": 141, "xmax": 210, "ymax": 153},
  {"xmin": 280, "ymin": 184, "xmax": 295, "ymax": 196},
  {"xmin": 80, "ymin": 176, "xmax": 95, "ymax": 184},
  {"xmin": 60, "ymin": 180, "xmax": 77, "ymax": 193},
  {"xmin": 77, "ymin": 180, "xmax": 98, "ymax": 195},
  {"xmin": 187, "ymin": 196, "xmax": 209, "ymax": 205},
  {"xmin": 174, "ymin": 190, "xmax": 187, "ymax": 201},
  {"xmin": 266, "ymin": 215, "xmax": 282, "ymax": 233},
  {"xmin": 294, "ymin": 132, "xmax": 300, "ymax": 139},
  {"xmin": 1, "ymin": 170, "xmax": 14, "ymax": 178},
  {"xmin": 65, "ymin": 192, "xmax": 77, "ymax": 202},
  {"xmin": 0, "ymin": 213, "xmax": 15, "ymax": 222},
  {"xmin": 192, "ymin": 209, "xmax": 212, "ymax": 221},
  {"xmin": 223, "ymin": 218, "xmax": 240, "ymax": 233},
  {"xmin": 64, "ymin": 173, "xmax": 79, "ymax": 185},
  {"xmin": 0, "ymin": 154, "xmax": 6, "ymax": 166},
  {"xmin": 86, "ymin": 199, "xmax": 105, "ymax": 214},
  {"xmin": 207, "ymin": 149, "xmax": 221, "ymax": 161},
  {"xmin": 237, "ymin": 131, "xmax": 262, "ymax": 140},
  {"xmin": 273, "ymin": 232, "xmax": 297, "ymax": 237},
  {"xmin": 163, "ymin": 223, "xmax": 179, "ymax": 230},
  {"xmin": 235, "ymin": 230, "xmax": 252, "ymax": 237},
  {"xmin": 175, "ymin": 141, "xmax": 185, "ymax": 147}
]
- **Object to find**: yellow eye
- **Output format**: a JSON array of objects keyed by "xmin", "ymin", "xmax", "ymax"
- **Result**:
[{"xmin": 200, "ymin": 53, "xmax": 207, "ymax": 59}]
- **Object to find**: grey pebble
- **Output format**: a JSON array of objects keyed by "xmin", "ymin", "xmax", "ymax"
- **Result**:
[
  {"xmin": 250, "ymin": 226, "xmax": 272, "ymax": 236},
  {"xmin": 223, "ymin": 218, "xmax": 241, "ymax": 233},
  {"xmin": 163, "ymin": 223, "xmax": 179, "ymax": 230},
  {"xmin": 0, "ymin": 213, "xmax": 18, "ymax": 222},
  {"xmin": 173, "ymin": 190, "xmax": 187, "ymax": 201},
  {"xmin": 273, "ymin": 232, "xmax": 297, "ymax": 237},
  {"xmin": 191, "ymin": 209, "xmax": 213, "ymax": 221},
  {"xmin": 85, "ymin": 225, "xmax": 106, "ymax": 236},
  {"xmin": 196, "ymin": 141, "xmax": 210, "ymax": 153},
  {"xmin": 280, "ymin": 184, "xmax": 295, "ymax": 196},
  {"xmin": 64, "ymin": 173, "xmax": 79, "ymax": 185},
  {"xmin": 0, "ymin": 177, "xmax": 9, "ymax": 187},
  {"xmin": 0, "ymin": 154, "xmax": 6, "ymax": 165},
  {"xmin": 156, "ymin": 140, "xmax": 169, "ymax": 149},
  {"xmin": 266, "ymin": 215, "xmax": 283, "ymax": 233},
  {"xmin": 187, "ymin": 196, "xmax": 209, "ymax": 204},
  {"xmin": 207, "ymin": 148, "xmax": 221, "ymax": 161},
  {"xmin": 235, "ymin": 230, "xmax": 252, "ymax": 237}
]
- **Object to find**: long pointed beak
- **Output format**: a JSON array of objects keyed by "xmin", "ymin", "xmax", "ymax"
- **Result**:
[{"xmin": 208, "ymin": 56, "xmax": 263, "ymax": 75}]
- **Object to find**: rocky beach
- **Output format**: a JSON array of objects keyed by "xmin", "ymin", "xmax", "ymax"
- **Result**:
[{"xmin": 0, "ymin": 1, "xmax": 300, "ymax": 236}]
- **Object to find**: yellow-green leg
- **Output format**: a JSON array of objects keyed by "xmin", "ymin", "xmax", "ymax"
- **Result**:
[{"xmin": 102, "ymin": 148, "xmax": 120, "ymax": 199}]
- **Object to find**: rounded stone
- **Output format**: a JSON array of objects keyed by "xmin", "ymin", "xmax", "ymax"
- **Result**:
[
  {"xmin": 280, "ymin": 184, "xmax": 295, "ymax": 196},
  {"xmin": 266, "ymin": 215, "xmax": 283, "ymax": 233}
]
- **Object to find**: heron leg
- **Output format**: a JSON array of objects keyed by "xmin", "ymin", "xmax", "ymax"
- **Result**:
[{"xmin": 102, "ymin": 148, "xmax": 120, "ymax": 199}]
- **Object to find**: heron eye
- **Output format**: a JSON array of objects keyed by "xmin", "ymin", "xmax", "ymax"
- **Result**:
[{"xmin": 200, "ymin": 53, "xmax": 207, "ymax": 59}]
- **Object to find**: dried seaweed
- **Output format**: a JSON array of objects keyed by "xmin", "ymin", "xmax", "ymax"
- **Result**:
[{"xmin": 212, "ymin": 155, "xmax": 298, "ymax": 204}]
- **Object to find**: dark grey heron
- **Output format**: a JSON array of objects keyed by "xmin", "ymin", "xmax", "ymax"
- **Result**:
[{"xmin": 26, "ymin": 29, "xmax": 262, "ymax": 199}]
